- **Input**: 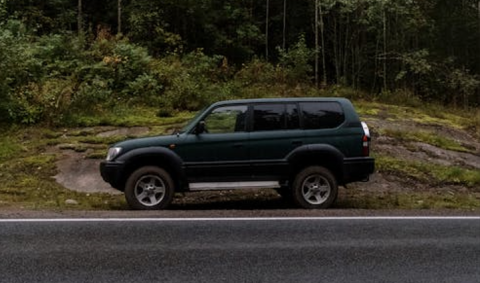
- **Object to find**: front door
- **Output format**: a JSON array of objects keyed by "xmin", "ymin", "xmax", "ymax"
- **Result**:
[{"xmin": 175, "ymin": 104, "xmax": 250, "ymax": 182}]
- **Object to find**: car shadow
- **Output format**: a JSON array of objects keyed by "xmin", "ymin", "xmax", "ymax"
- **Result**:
[{"xmin": 169, "ymin": 189, "xmax": 294, "ymax": 210}]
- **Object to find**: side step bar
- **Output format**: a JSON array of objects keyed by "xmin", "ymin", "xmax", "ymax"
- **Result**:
[{"xmin": 189, "ymin": 181, "xmax": 281, "ymax": 191}]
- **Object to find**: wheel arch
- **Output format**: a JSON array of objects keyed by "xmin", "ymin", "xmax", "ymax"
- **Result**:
[
  {"xmin": 286, "ymin": 144, "xmax": 345, "ymax": 185},
  {"xmin": 116, "ymin": 147, "xmax": 186, "ymax": 192}
]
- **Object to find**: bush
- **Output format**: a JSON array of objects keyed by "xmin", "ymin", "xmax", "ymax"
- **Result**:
[
  {"xmin": 0, "ymin": 28, "xmax": 320, "ymax": 125},
  {"xmin": 277, "ymin": 35, "xmax": 314, "ymax": 84},
  {"xmin": 34, "ymin": 33, "xmax": 84, "ymax": 78},
  {"xmin": 124, "ymin": 73, "xmax": 164, "ymax": 102},
  {"xmin": 72, "ymin": 78, "xmax": 113, "ymax": 112},
  {"xmin": 84, "ymin": 39, "xmax": 153, "ymax": 96},
  {"xmin": 0, "ymin": 20, "xmax": 41, "ymax": 123},
  {"xmin": 152, "ymin": 51, "xmax": 228, "ymax": 111},
  {"xmin": 234, "ymin": 58, "xmax": 280, "ymax": 86}
]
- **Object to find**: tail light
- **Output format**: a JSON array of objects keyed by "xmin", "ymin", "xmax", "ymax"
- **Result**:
[{"xmin": 361, "ymin": 122, "xmax": 371, "ymax": 156}]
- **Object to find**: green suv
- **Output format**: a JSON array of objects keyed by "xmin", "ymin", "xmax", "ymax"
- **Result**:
[{"xmin": 100, "ymin": 98, "xmax": 374, "ymax": 209}]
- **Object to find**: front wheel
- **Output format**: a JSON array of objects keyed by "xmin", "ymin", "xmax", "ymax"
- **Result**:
[
  {"xmin": 292, "ymin": 166, "xmax": 338, "ymax": 209},
  {"xmin": 125, "ymin": 166, "xmax": 175, "ymax": 210}
]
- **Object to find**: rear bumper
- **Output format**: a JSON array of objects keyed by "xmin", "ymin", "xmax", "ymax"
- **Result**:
[
  {"xmin": 343, "ymin": 157, "xmax": 375, "ymax": 184},
  {"xmin": 100, "ymin": 161, "xmax": 126, "ymax": 191}
]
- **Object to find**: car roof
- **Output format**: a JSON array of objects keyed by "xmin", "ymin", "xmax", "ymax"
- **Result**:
[{"xmin": 210, "ymin": 97, "xmax": 350, "ymax": 107}]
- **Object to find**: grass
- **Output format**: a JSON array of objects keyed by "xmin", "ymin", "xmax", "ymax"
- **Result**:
[
  {"xmin": 0, "ymin": 152, "xmax": 127, "ymax": 210},
  {"xmin": 356, "ymin": 100, "xmax": 475, "ymax": 131},
  {"xmin": 380, "ymin": 128, "xmax": 471, "ymax": 153},
  {"xmin": 0, "ymin": 106, "xmax": 193, "ymax": 211},
  {"xmin": 340, "ymin": 191, "xmax": 480, "ymax": 210},
  {"xmin": 0, "ymin": 136, "xmax": 25, "ymax": 162},
  {"xmin": 375, "ymin": 155, "xmax": 480, "ymax": 188},
  {"xmin": 1, "ymin": 101, "xmax": 480, "ymax": 211},
  {"xmin": 64, "ymin": 106, "xmax": 194, "ymax": 127}
]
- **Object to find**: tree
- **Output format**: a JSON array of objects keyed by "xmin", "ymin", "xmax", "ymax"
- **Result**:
[
  {"xmin": 77, "ymin": 0, "xmax": 82, "ymax": 35},
  {"xmin": 382, "ymin": 0, "xmax": 387, "ymax": 91},
  {"xmin": 0, "ymin": 0, "xmax": 7, "ymax": 22},
  {"xmin": 315, "ymin": 0, "xmax": 319, "ymax": 87},
  {"xmin": 265, "ymin": 0, "xmax": 270, "ymax": 60},
  {"xmin": 318, "ymin": 0, "xmax": 327, "ymax": 87},
  {"xmin": 283, "ymin": 0, "xmax": 286, "ymax": 50},
  {"xmin": 117, "ymin": 0, "xmax": 122, "ymax": 35}
]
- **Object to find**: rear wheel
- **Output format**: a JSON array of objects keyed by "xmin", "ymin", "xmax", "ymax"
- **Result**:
[
  {"xmin": 292, "ymin": 166, "xmax": 338, "ymax": 209},
  {"xmin": 125, "ymin": 166, "xmax": 175, "ymax": 210}
]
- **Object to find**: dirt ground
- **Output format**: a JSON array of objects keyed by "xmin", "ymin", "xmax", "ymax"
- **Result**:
[{"xmin": 52, "ymin": 117, "xmax": 480, "ymax": 203}]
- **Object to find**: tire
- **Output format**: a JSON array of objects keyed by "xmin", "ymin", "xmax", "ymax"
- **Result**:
[
  {"xmin": 292, "ymin": 166, "xmax": 338, "ymax": 209},
  {"xmin": 124, "ymin": 166, "xmax": 175, "ymax": 210}
]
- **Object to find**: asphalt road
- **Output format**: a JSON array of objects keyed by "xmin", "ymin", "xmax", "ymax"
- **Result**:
[{"xmin": 1, "ymin": 217, "xmax": 480, "ymax": 283}]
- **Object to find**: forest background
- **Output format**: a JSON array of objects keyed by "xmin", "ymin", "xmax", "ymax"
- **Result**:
[{"xmin": 1, "ymin": 0, "xmax": 480, "ymax": 126}]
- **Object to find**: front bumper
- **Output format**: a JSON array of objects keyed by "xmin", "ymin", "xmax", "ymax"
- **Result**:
[{"xmin": 99, "ymin": 161, "xmax": 126, "ymax": 191}]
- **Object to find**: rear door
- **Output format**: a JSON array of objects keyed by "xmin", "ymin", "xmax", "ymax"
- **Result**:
[{"xmin": 249, "ymin": 103, "xmax": 303, "ymax": 179}]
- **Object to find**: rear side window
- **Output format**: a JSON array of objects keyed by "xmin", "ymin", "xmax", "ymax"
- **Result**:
[
  {"xmin": 300, "ymin": 102, "xmax": 345, "ymax": 129},
  {"xmin": 286, "ymin": 104, "xmax": 300, "ymax": 129},
  {"xmin": 253, "ymin": 104, "xmax": 300, "ymax": 131},
  {"xmin": 253, "ymin": 104, "xmax": 284, "ymax": 131}
]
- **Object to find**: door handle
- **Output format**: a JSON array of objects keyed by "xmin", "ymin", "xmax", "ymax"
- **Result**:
[
  {"xmin": 233, "ymin": 143, "xmax": 244, "ymax": 148},
  {"xmin": 292, "ymin": 140, "xmax": 303, "ymax": 145}
]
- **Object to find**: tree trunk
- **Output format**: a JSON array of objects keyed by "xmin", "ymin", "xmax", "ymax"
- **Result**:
[
  {"xmin": 265, "ymin": 0, "xmax": 269, "ymax": 60},
  {"xmin": 333, "ymin": 17, "xmax": 340, "ymax": 83},
  {"xmin": 371, "ymin": 37, "xmax": 381, "ymax": 94},
  {"xmin": 382, "ymin": 4, "xmax": 388, "ymax": 92},
  {"xmin": 343, "ymin": 14, "xmax": 350, "ymax": 86},
  {"xmin": 315, "ymin": 0, "xmax": 319, "ymax": 87},
  {"xmin": 319, "ymin": 0, "xmax": 327, "ymax": 87},
  {"xmin": 118, "ymin": 0, "xmax": 122, "ymax": 35},
  {"xmin": 283, "ymin": 0, "xmax": 287, "ymax": 50},
  {"xmin": 77, "ymin": 0, "xmax": 82, "ymax": 35}
]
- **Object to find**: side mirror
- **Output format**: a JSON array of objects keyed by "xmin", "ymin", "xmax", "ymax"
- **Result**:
[{"xmin": 196, "ymin": 121, "xmax": 206, "ymax": 134}]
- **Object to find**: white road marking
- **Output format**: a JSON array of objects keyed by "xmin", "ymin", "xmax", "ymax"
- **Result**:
[{"xmin": 0, "ymin": 216, "xmax": 480, "ymax": 222}]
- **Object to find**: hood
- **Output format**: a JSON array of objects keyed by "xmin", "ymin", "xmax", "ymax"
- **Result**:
[{"xmin": 114, "ymin": 134, "xmax": 182, "ymax": 154}]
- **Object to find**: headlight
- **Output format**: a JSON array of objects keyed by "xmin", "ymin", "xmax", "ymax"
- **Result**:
[{"xmin": 106, "ymin": 147, "xmax": 122, "ymax": 161}]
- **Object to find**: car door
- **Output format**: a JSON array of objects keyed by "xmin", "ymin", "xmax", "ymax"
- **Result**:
[
  {"xmin": 176, "ymin": 104, "xmax": 250, "ymax": 182},
  {"xmin": 248, "ymin": 103, "xmax": 303, "ymax": 179}
]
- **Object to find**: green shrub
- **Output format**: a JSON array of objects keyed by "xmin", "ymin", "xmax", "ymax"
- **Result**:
[
  {"xmin": 151, "ymin": 51, "xmax": 229, "ymax": 111},
  {"xmin": 8, "ymin": 79, "xmax": 75, "ymax": 125},
  {"xmin": 0, "ymin": 20, "xmax": 38, "ymax": 122},
  {"xmin": 234, "ymin": 58, "xmax": 280, "ymax": 86},
  {"xmin": 34, "ymin": 33, "xmax": 84, "ymax": 78},
  {"xmin": 277, "ymin": 35, "xmax": 314, "ymax": 84},
  {"xmin": 124, "ymin": 73, "xmax": 164, "ymax": 102},
  {"xmin": 72, "ymin": 78, "xmax": 113, "ymax": 111},
  {"xmin": 85, "ymin": 39, "xmax": 153, "ymax": 95}
]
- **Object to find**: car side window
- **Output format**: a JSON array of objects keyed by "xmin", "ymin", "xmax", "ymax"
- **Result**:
[
  {"xmin": 253, "ymin": 103, "xmax": 300, "ymax": 131},
  {"xmin": 286, "ymin": 104, "xmax": 300, "ymax": 129},
  {"xmin": 203, "ymin": 105, "xmax": 248, "ymax": 134},
  {"xmin": 300, "ymin": 102, "xmax": 345, "ymax": 129},
  {"xmin": 253, "ymin": 104, "xmax": 285, "ymax": 131}
]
